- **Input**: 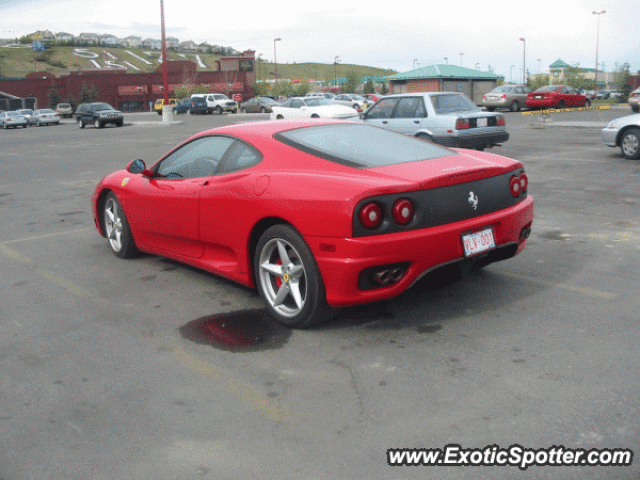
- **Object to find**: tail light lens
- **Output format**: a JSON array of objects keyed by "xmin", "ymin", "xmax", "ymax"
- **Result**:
[
  {"xmin": 501, "ymin": 94, "xmax": 507, "ymax": 99},
  {"xmin": 456, "ymin": 118, "xmax": 470, "ymax": 130},
  {"xmin": 392, "ymin": 198, "xmax": 414, "ymax": 225},
  {"xmin": 510, "ymin": 173, "xmax": 528, "ymax": 197},
  {"xmin": 497, "ymin": 115, "xmax": 506, "ymax": 127},
  {"xmin": 359, "ymin": 203, "xmax": 383, "ymax": 229}
]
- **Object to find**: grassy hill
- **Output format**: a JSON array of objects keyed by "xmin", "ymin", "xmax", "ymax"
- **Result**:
[{"xmin": 0, "ymin": 45, "xmax": 395, "ymax": 83}]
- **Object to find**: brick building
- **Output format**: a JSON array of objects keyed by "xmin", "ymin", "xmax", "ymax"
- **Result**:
[{"xmin": 0, "ymin": 51, "xmax": 256, "ymax": 111}]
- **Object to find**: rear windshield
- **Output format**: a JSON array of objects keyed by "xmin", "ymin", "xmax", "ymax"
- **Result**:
[
  {"xmin": 274, "ymin": 123, "xmax": 454, "ymax": 169},
  {"xmin": 430, "ymin": 94, "xmax": 479, "ymax": 114}
]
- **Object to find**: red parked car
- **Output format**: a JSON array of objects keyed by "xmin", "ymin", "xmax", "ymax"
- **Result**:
[
  {"xmin": 526, "ymin": 85, "xmax": 591, "ymax": 110},
  {"xmin": 92, "ymin": 120, "xmax": 534, "ymax": 328}
]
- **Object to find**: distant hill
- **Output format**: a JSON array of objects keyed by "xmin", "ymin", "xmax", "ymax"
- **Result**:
[{"xmin": 0, "ymin": 45, "xmax": 396, "ymax": 83}]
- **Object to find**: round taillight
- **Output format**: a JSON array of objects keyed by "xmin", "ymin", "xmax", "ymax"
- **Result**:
[
  {"xmin": 359, "ymin": 203, "xmax": 383, "ymax": 229},
  {"xmin": 519, "ymin": 173, "xmax": 528, "ymax": 192},
  {"xmin": 392, "ymin": 198, "xmax": 414, "ymax": 225},
  {"xmin": 510, "ymin": 176, "xmax": 521, "ymax": 197}
]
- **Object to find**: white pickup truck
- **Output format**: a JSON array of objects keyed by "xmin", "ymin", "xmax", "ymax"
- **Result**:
[{"xmin": 190, "ymin": 93, "xmax": 238, "ymax": 114}]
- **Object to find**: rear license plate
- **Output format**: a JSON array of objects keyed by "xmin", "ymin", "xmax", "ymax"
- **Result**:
[
  {"xmin": 535, "ymin": 95, "xmax": 543, "ymax": 99},
  {"xmin": 462, "ymin": 227, "xmax": 496, "ymax": 257},
  {"xmin": 477, "ymin": 118, "xmax": 488, "ymax": 128}
]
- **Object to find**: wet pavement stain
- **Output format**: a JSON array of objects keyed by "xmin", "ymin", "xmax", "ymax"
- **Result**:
[{"xmin": 179, "ymin": 309, "xmax": 291, "ymax": 352}]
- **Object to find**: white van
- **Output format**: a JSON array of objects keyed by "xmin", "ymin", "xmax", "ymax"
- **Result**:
[{"xmin": 190, "ymin": 93, "xmax": 238, "ymax": 114}]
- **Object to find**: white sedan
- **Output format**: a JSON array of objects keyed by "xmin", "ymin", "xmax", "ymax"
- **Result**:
[
  {"xmin": 270, "ymin": 97, "xmax": 358, "ymax": 120},
  {"xmin": 32, "ymin": 109, "xmax": 61, "ymax": 126}
]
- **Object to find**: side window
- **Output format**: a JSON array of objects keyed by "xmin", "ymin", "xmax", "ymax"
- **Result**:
[
  {"xmin": 366, "ymin": 98, "xmax": 399, "ymax": 119},
  {"xmin": 218, "ymin": 141, "xmax": 262, "ymax": 174},
  {"xmin": 291, "ymin": 99, "xmax": 304, "ymax": 108},
  {"xmin": 394, "ymin": 97, "xmax": 425, "ymax": 119},
  {"xmin": 156, "ymin": 136, "xmax": 235, "ymax": 179}
]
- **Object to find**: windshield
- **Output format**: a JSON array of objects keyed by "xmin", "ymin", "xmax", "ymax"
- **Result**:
[
  {"xmin": 303, "ymin": 97, "xmax": 333, "ymax": 107},
  {"xmin": 38, "ymin": 109, "xmax": 55, "ymax": 114},
  {"xmin": 490, "ymin": 86, "xmax": 512, "ymax": 93},
  {"xmin": 535, "ymin": 85, "xmax": 560, "ymax": 93},
  {"xmin": 430, "ymin": 94, "xmax": 479, "ymax": 114},
  {"xmin": 275, "ymin": 123, "xmax": 453, "ymax": 169},
  {"xmin": 93, "ymin": 103, "xmax": 114, "ymax": 110}
]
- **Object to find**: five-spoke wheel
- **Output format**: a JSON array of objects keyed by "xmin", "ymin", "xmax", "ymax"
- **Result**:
[
  {"xmin": 103, "ymin": 193, "xmax": 138, "ymax": 258},
  {"xmin": 255, "ymin": 225, "xmax": 335, "ymax": 328},
  {"xmin": 621, "ymin": 128, "xmax": 640, "ymax": 160}
]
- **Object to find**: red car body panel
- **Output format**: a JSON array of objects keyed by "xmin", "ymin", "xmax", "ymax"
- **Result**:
[
  {"xmin": 526, "ymin": 85, "xmax": 590, "ymax": 109},
  {"xmin": 92, "ymin": 119, "xmax": 533, "ymax": 307}
]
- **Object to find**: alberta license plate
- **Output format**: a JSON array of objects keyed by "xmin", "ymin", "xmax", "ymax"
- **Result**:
[
  {"xmin": 462, "ymin": 227, "xmax": 496, "ymax": 257},
  {"xmin": 477, "ymin": 118, "xmax": 488, "ymax": 127}
]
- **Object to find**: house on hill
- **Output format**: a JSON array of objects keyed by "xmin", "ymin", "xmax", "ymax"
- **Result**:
[
  {"xmin": 386, "ymin": 64, "xmax": 503, "ymax": 104},
  {"xmin": 78, "ymin": 33, "xmax": 99, "ymax": 44}
]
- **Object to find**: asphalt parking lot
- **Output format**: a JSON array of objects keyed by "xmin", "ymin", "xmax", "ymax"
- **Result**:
[{"xmin": 1, "ymin": 107, "xmax": 639, "ymax": 480}]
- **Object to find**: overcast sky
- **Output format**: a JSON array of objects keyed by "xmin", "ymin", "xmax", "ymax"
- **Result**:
[{"xmin": 2, "ymin": 0, "xmax": 638, "ymax": 81}]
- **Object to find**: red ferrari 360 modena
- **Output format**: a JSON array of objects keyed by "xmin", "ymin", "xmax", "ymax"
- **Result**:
[{"xmin": 92, "ymin": 119, "xmax": 533, "ymax": 328}]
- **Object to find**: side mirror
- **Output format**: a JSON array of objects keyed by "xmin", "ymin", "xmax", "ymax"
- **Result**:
[{"xmin": 127, "ymin": 159, "xmax": 153, "ymax": 176}]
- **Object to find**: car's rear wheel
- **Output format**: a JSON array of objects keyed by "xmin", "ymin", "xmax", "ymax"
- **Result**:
[
  {"xmin": 103, "ymin": 192, "xmax": 138, "ymax": 258},
  {"xmin": 276, "ymin": 114, "xmax": 284, "ymax": 119},
  {"xmin": 620, "ymin": 128, "xmax": 640, "ymax": 160},
  {"xmin": 260, "ymin": 107, "xmax": 266, "ymax": 113},
  {"xmin": 255, "ymin": 225, "xmax": 336, "ymax": 328},
  {"xmin": 485, "ymin": 107, "xmax": 495, "ymax": 112},
  {"xmin": 509, "ymin": 101, "xmax": 520, "ymax": 112},
  {"xmin": 632, "ymin": 106, "xmax": 639, "ymax": 113}
]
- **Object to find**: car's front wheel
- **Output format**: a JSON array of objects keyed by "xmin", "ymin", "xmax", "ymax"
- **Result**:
[
  {"xmin": 584, "ymin": 99, "xmax": 591, "ymax": 108},
  {"xmin": 254, "ymin": 225, "xmax": 336, "ymax": 328},
  {"xmin": 103, "ymin": 192, "xmax": 138, "ymax": 258},
  {"xmin": 94, "ymin": 119, "xmax": 102, "ymax": 128},
  {"xmin": 620, "ymin": 128, "xmax": 640, "ymax": 160},
  {"xmin": 78, "ymin": 118, "xmax": 85, "ymax": 128},
  {"xmin": 556, "ymin": 100, "xmax": 565, "ymax": 109},
  {"xmin": 510, "ymin": 101, "xmax": 520, "ymax": 112}
]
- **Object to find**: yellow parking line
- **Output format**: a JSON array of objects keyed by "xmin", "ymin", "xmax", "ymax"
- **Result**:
[
  {"xmin": 501, "ymin": 271, "xmax": 617, "ymax": 299},
  {"xmin": 0, "ymin": 243, "xmax": 34, "ymax": 264},
  {"xmin": 167, "ymin": 342, "xmax": 290, "ymax": 423},
  {"xmin": 522, "ymin": 105, "xmax": 611, "ymax": 115},
  {"xmin": 0, "ymin": 227, "xmax": 92, "ymax": 244}
]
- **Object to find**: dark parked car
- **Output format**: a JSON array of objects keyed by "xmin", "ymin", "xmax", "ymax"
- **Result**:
[
  {"xmin": 76, "ymin": 102, "xmax": 124, "ymax": 128},
  {"xmin": 240, "ymin": 96, "xmax": 279, "ymax": 113},
  {"xmin": 173, "ymin": 97, "xmax": 208, "ymax": 115}
]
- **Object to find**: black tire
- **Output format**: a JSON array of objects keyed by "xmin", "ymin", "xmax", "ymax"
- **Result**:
[
  {"xmin": 485, "ymin": 107, "xmax": 496, "ymax": 112},
  {"xmin": 157, "ymin": 110, "xmax": 162, "ymax": 115},
  {"xmin": 254, "ymin": 224, "xmax": 337, "ymax": 328},
  {"xmin": 509, "ymin": 101, "xmax": 519, "ymax": 112},
  {"xmin": 620, "ymin": 128, "xmax": 640, "ymax": 160},
  {"xmin": 187, "ymin": 108, "xmax": 192, "ymax": 115},
  {"xmin": 276, "ymin": 114, "xmax": 284, "ymax": 119},
  {"xmin": 215, "ymin": 106, "xmax": 223, "ymax": 115},
  {"xmin": 632, "ymin": 106, "xmax": 639, "ymax": 113},
  {"xmin": 416, "ymin": 132, "xmax": 434, "ymax": 143},
  {"xmin": 310, "ymin": 114, "xmax": 320, "ymax": 118},
  {"xmin": 584, "ymin": 100, "xmax": 591, "ymax": 108},
  {"xmin": 94, "ymin": 118, "xmax": 102, "ymax": 128},
  {"xmin": 102, "ymin": 192, "xmax": 139, "ymax": 258},
  {"xmin": 116, "ymin": 120, "xmax": 123, "ymax": 127},
  {"xmin": 556, "ymin": 100, "xmax": 565, "ymax": 109},
  {"xmin": 241, "ymin": 107, "xmax": 247, "ymax": 114},
  {"xmin": 260, "ymin": 107, "xmax": 266, "ymax": 113}
]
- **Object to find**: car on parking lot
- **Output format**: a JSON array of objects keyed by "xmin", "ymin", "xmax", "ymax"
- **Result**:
[
  {"xmin": 18, "ymin": 109, "xmax": 36, "ymax": 125},
  {"xmin": 363, "ymin": 94, "xmax": 384, "ymax": 103},
  {"xmin": 628, "ymin": 87, "xmax": 640, "ymax": 113},
  {"xmin": 334, "ymin": 94, "xmax": 369, "ymax": 111},
  {"xmin": 0, "ymin": 110, "xmax": 29, "ymax": 129},
  {"xmin": 190, "ymin": 93, "xmax": 238, "ymax": 114},
  {"xmin": 31, "ymin": 109, "xmax": 61, "ymax": 126},
  {"xmin": 360, "ymin": 92, "xmax": 509, "ymax": 150},
  {"xmin": 601, "ymin": 113, "xmax": 640, "ymax": 159},
  {"xmin": 154, "ymin": 98, "xmax": 178, "ymax": 115},
  {"xmin": 482, "ymin": 85, "xmax": 530, "ymax": 112},
  {"xmin": 55, "ymin": 102, "xmax": 73, "ymax": 118},
  {"xmin": 526, "ymin": 85, "xmax": 591, "ymax": 110},
  {"xmin": 92, "ymin": 119, "xmax": 533, "ymax": 328},
  {"xmin": 76, "ymin": 102, "xmax": 124, "ymax": 128},
  {"xmin": 240, "ymin": 96, "xmax": 280, "ymax": 113},
  {"xmin": 173, "ymin": 97, "xmax": 208, "ymax": 115},
  {"xmin": 270, "ymin": 97, "xmax": 358, "ymax": 120}
]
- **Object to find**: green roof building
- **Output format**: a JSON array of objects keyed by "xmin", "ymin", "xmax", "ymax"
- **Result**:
[{"xmin": 385, "ymin": 64, "xmax": 504, "ymax": 104}]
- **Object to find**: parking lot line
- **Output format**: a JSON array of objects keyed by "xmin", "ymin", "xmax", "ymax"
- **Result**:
[{"xmin": 0, "ymin": 227, "xmax": 92, "ymax": 244}]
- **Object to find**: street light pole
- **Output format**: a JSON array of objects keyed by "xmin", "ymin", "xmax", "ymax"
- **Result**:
[
  {"xmin": 459, "ymin": 53, "xmax": 464, "ymax": 66},
  {"xmin": 519, "ymin": 37, "xmax": 526, "ymax": 84},
  {"xmin": 510, "ymin": 65, "xmax": 515, "ymax": 83},
  {"xmin": 273, "ymin": 38, "xmax": 281, "ymax": 82},
  {"xmin": 160, "ymin": 0, "xmax": 168, "ymax": 104},
  {"xmin": 334, "ymin": 56, "xmax": 340, "ymax": 91},
  {"xmin": 593, "ymin": 10, "xmax": 606, "ymax": 93}
]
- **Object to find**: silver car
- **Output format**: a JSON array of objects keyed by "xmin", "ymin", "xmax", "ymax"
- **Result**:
[
  {"xmin": 0, "ymin": 110, "xmax": 29, "ymax": 129},
  {"xmin": 333, "ymin": 94, "xmax": 369, "ymax": 111},
  {"xmin": 361, "ymin": 92, "xmax": 509, "ymax": 150},
  {"xmin": 32, "ymin": 109, "xmax": 61, "ymax": 126},
  {"xmin": 482, "ymin": 85, "xmax": 530, "ymax": 112},
  {"xmin": 601, "ymin": 113, "xmax": 640, "ymax": 159},
  {"xmin": 628, "ymin": 87, "xmax": 640, "ymax": 113},
  {"xmin": 18, "ymin": 108, "xmax": 36, "ymax": 125}
]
